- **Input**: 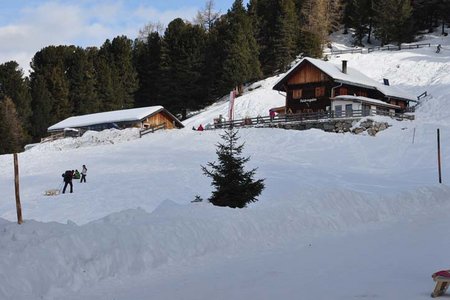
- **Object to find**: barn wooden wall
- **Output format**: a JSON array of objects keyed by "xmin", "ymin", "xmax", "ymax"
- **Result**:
[{"xmin": 144, "ymin": 112, "xmax": 177, "ymax": 129}]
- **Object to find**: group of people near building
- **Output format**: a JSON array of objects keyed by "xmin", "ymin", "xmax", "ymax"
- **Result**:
[{"xmin": 62, "ymin": 164, "xmax": 87, "ymax": 194}]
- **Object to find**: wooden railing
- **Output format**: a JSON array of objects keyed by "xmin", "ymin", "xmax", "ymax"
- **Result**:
[
  {"xmin": 325, "ymin": 43, "xmax": 431, "ymax": 56},
  {"xmin": 40, "ymin": 132, "xmax": 64, "ymax": 143},
  {"xmin": 206, "ymin": 109, "xmax": 414, "ymax": 130},
  {"xmin": 139, "ymin": 123, "xmax": 166, "ymax": 138}
]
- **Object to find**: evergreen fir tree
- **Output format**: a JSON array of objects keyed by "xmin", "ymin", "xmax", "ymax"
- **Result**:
[
  {"xmin": 348, "ymin": 0, "xmax": 372, "ymax": 46},
  {"xmin": 95, "ymin": 40, "xmax": 116, "ymax": 111},
  {"xmin": 0, "ymin": 61, "xmax": 32, "ymax": 140},
  {"xmin": 202, "ymin": 129, "xmax": 265, "ymax": 208},
  {"xmin": 109, "ymin": 36, "xmax": 139, "ymax": 109},
  {"xmin": 66, "ymin": 47, "xmax": 99, "ymax": 115},
  {"xmin": 220, "ymin": 0, "xmax": 262, "ymax": 91},
  {"xmin": 203, "ymin": 16, "xmax": 229, "ymax": 99},
  {"xmin": 373, "ymin": 0, "xmax": 413, "ymax": 46},
  {"xmin": 0, "ymin": 97, "xmax": 24, "ymax": 154},
  {"xmin": 133, "ymin": 32, "xmax": 162, "ymax": 108},
  {"xmin": 30, "ymin": 74, "xmax": 52, "ymax": 140},
  {"xmin": 273, "ymin": 0, "xmax": 299, "ymax": 72},
  {"xmin": 29, "ymin": 46, "xmax": 72, "ymax": 138},
  {"xmin": 160, "ymin": 19, "xmax": 208, "ymax": 113}
]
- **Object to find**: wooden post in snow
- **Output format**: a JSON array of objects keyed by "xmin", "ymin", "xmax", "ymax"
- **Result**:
[
  {"xmin": 13, "ymin": 153, "xmax": 23, "ymax": 224},
  {"xmin": 437, "ymin": 129, "xmax": 442, "ymax": 184},
  {"xmin": 412, "ymin": 128, "xmax": 416, "ymax": 144}
]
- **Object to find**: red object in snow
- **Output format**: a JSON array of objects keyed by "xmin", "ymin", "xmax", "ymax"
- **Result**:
[{"xmin": 197, "ymin": 124, "xmax": 204, "ymax": 131}]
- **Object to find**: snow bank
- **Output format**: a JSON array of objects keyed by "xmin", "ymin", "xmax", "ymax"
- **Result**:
[
  {"xmin": 29, "ymin": 128, "xmax": 141, "ymax": 152},
  {"xmin": 1, "ymin": 184, "xmax": 450, "ymax": 299}
]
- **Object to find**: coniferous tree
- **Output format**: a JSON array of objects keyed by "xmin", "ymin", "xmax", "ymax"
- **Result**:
[
  {"xmin": 348, "ymin": 0, "xmax": 372, "ymax": 46},
  {"xmin": 66, "ymin": 47, "xmax": 100, "ymax": 115},
  {"xmin": 29, "ymin": 46, "xmax": 72, "ymax": 136},
  {"xmin": 110, "ymin": 36, "xmax": 139, "ymax": 109},
  {"xmin": 95, "ymin": 40, "xmax": 116, "ymax": 111},
  {"xmin": 220, "ymin": 0, "xmax": 262, "ymax": 92},
  {"xmin": 273, "ymin": 0, "xmax": 300, "ymax": 72},
  {"xmin": 202, "ymin": 128, "xmax": 265, "ymax": 208},
  {"xmin": 0, "ymin": 61, "xmax": 32, "ymax": 138},
  {"xmin": 30, "ymin": 74, "xmax": 52, "ymax": 139},
  {"xmin": 251, "ymin": 0, "xmax": 278, "ymax": 74},
  {"xmin": 95, "ymin": 37, "xmax": 138, "ymax": 111},
  {"xmin": 250, "ymin": 0, "xmax": 302, "ymax": 75},
  {"xmin": 133, "ymin": 32, "xmax": 162, "ymax": 108},
  {"xmin": 160, "ymin": 19, "xmax": 208, "ymax": 113},
  {"xmin": 0, "ymin": 97, "xmax": 24, "ymax": 154},
  {"xmin": 373, "ymin": 0, "xmax": 414, "ymax": 46},
  {"xmin": 204, "ymin": 16, "xmax": 229, "ymax": 99}
]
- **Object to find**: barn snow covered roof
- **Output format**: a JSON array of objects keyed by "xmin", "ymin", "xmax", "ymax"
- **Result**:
[
  {"xmin": 273, "ymin": 57, "xmax": 416, "ymax": 102},
  {"xmin": 48, "ymin": 106, "xmax": 171, "ymax": 131}
]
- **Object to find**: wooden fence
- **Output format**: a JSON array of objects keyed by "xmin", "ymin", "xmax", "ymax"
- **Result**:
[
  {"xmin": 206, "ymin": 109, "xmax": 414, "ymax": 130},
  {"xmin": 325, "ymin": 43, "xmax": 431, "ymax": 56},
  {"xmin": 40, "ymin": 132, "xmax": 65, "ymax": 143},
  {"xmin": 139, "ymin": 123, "xmax": 166, "ymax": 138}
]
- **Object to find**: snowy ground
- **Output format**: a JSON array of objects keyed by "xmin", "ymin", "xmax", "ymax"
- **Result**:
[{"xmin": 0, "ymin": 32, "xmax": 450, "ymax": 299}]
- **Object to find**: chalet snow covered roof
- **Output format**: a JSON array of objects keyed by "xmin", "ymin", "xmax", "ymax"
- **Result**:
[
  {"xmin": 48, "ymin": 106, "xmax": 182, "ymax": 131},
  {"xmin": 273, "ymin": 57, "xmax": 417, "ymax": 102}
]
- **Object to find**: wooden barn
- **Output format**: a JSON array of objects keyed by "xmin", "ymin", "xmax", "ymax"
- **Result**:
[
  {"xmin": 272, "ymin": 57, "xmax": 416, "ymax": 115},
  {"xmin": 47, "ymin": 106, "xmax": 184, "ymax": 135}
]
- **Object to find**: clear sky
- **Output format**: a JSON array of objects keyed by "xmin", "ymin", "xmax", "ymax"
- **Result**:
[{"xmin": 0, "ymin": 0, "xmax": 247, "ymax": 74}]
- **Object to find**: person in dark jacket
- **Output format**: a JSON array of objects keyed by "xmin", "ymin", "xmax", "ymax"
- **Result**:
[{"xmin": 62, "ymin": 170, "xmax": 74, "ymax": 193}]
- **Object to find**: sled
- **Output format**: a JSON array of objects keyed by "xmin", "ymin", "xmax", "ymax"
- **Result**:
[
  {"xmin": 431, "ymin": 270, "xmax": 450, "ymax": 298},
  {"xmin": 44, "ymin": 189, "xmax": 60, "ymax": 196}
]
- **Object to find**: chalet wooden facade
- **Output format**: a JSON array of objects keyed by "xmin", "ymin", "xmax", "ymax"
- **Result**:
[
  {"xmin": 47, "ymin": 106, "xmax": 184, "ymax": 134},
  {"xmin": 272, "ymin": 57, "xmax": 416, "ymax": 115}
]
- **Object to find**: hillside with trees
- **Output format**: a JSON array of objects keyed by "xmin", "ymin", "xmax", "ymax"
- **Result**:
[{"xmin": 0, "ymin": 0, "xmax": 449, "ymax": 153}]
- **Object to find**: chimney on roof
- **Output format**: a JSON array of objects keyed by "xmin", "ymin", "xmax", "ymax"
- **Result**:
[{"xmin": 342, "ymin": 60, "xmax": 347, "ymax": 74}]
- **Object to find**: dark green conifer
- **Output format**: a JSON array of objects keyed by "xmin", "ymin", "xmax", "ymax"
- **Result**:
[
  {"xmin": 133, "ymin": 32, "xmax": 162, "ymax": 108},
  {"xmin": 160, "ymin": 19, "xmax": 208, "ymax": 113},
  {"xmin": 221, "ymin": 0, "xmax": 262, "ymax": 91},
  {"xmin": 0, "ymin": 97, "xmax": 24, "ymax": 154},
  {"xmin": 0, "ymin": 61, "xmax": 32, "ymax": 139},
  {"xmin": 373, "ymin": 0, "xmax": 413, "ymax": 46},
  {"xmin": 202, "ymin": 129, "xmax": 265, "ymax": 208}
]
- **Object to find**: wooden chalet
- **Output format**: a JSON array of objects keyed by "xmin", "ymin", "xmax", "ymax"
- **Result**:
[
  {"xmin": 47, "ymin": 106, "xmax": 184, "ymax": 135},
  {"xmin": 272, "ymin": 57, "xmax": 416, "ymax": 115}
]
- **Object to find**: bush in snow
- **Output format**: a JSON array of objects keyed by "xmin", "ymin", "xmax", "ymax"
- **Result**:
[{"xmin": 202, "ymin": 128, "xmax": 265, "ymax": 208}]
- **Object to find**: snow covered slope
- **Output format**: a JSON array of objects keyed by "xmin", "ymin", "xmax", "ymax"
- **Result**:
[{"xmin": 0, "ymin": 33, "xmax": 450, "ymax": 299}]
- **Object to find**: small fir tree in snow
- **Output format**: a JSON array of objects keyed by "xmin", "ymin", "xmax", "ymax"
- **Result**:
[{"xmin": 202, "ymin": 129, "xmax": 265, "ymax": 208}]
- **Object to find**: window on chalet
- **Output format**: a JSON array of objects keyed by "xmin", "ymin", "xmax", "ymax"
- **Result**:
[
  {"xmin": 315, "ymin": 86, "xmax": 325, "ymax": 97},
  {"xmin": 335, "ymin": 105, "xmax": 342, "ymax": 117},
  {"xmin": 292, "ymin": 89, "xmax": 302, "ymax": 99},
  {"xmin": 345, "ymin": 104, "xmax": 353, "ymax": 117}
]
